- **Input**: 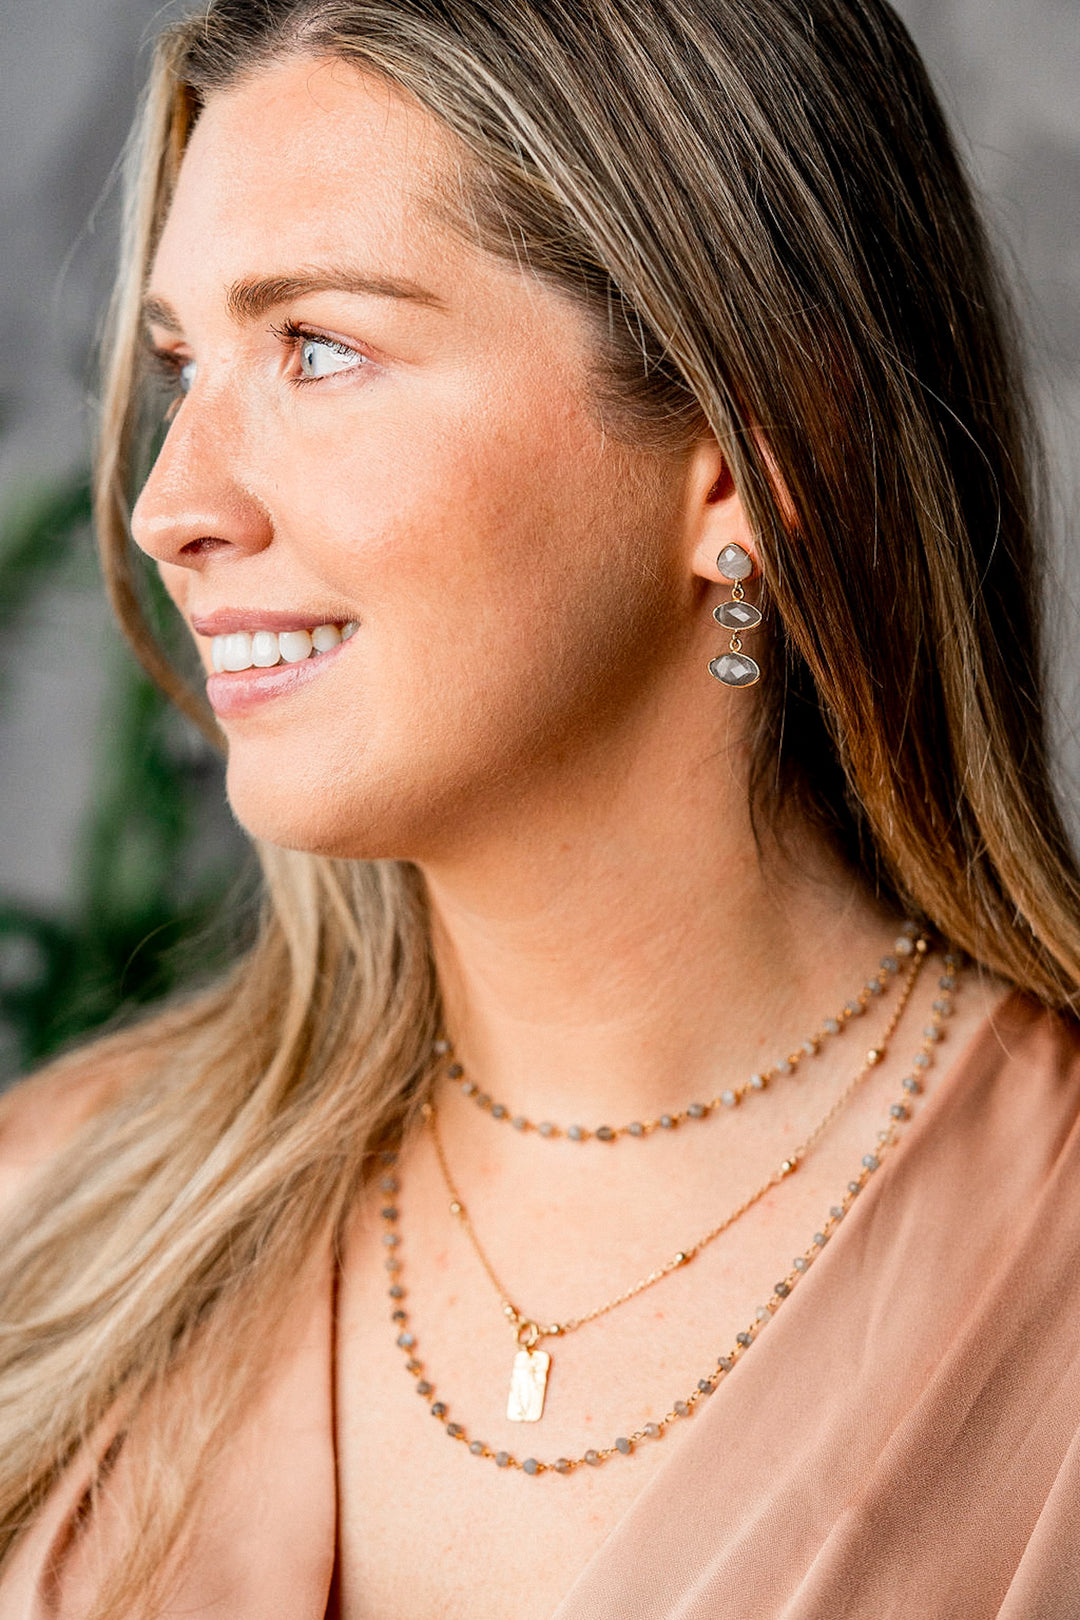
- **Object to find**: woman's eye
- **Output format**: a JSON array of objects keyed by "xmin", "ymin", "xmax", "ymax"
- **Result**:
[{"xmin": 298, "ymin": 336, "xmax": 365, "ymax": 380}]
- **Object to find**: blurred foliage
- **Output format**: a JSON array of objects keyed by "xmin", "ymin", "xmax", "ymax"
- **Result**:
[{"xmin": 0, "ymin": 473, "xmax": 250, "ymax": 1077}]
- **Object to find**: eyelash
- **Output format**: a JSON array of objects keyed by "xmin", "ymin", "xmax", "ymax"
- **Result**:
[{"xmin": 271, "ymin": 319, "xmax": 369, "ymax": 385}]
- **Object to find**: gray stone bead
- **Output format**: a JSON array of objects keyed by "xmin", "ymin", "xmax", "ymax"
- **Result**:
[
  {"xmin": 716, "ymin": 542, "xmax": 754, "ymax": 580},
  {"xmin": 914, "ymin": 1053, "xmax": 931, "ymax": 1068},
  {"xmin": 416, "ymin": 1380, "xmax": 432, "ymax": 1395},
  {"xmin": 830, "ymin": 1206, "xmax": 845, "ymax": 1221},
  {"xmin": 554, "ymin": 1457, "xmax": 572, "ymax": 1473},
  {"xmin": 890, "ymin": 1103, "xmax": 909, "ymax": 1119},
  {"xmin": 596, "ymin": 1125, "xmax": 616, "ymax": 1141},
  {"xmin": 469, "ymin": 1440, "xmax": 485, "ymax": 1455},
  {"xmin": 813, "ymin": 1232, "xmax": 828, "ymax": 1247},
  {"xmin": 447, "ymin": 1423, "xmax": 464, "ymax": 1439},
  {"xmin": 749, "ymin": 1072, "xmax": 767, "ymax": 1089},
  {"xmin": 491, "ymin": 1103, "xmax": 507, "ymax": 1119},
  {"xmin": 660, "ymin": 1114, "xmax": 676, "ymax": 1129},
  {"xmin": 847, "ymin": 1181, "xmax": 862, "ymax": 1196},
  {"xmin": 793, "ymin": 1256, "xmax": 809, "ymax": 1271},
  {"xmin": 430, "ymin": 1402, "xmax": 447, "ymax": 1418},
  {"xmin": 382, "ymin": 1232, "xmax": 400, "ymax": 1247},
  {"xmin": 461, "ymin": 1080, "xmax": 477, "ymax": 1096},
  {"xmin": 628, "ymin": 1121, "xmax": 645, "ymax": 1136},
  {"xmin": 512, "ymin": 1116, "xmax": 528, "ymax": 1131},
  {"xmin": 862, "ymin": 1154, "xmax": 880, "ymax": 1171},
  {"xmin": 902, "ymin": 1076, "xmax": 922, "ymax": 1093},
  {"xmin": 717, "ymin": 1356, "xmax": 734, "ymax": 1373},
  {"xmin": 380, "ymin": 1176, "xmax": 398, "ymax": 1194},
  {"xmin": 447, "ymin": 1063, "xmax": 464, "ymax": 1079},
  {"xmin": 616, "ymin": 1436, "xmax": 633, "ymax": 1453},
  {"xmin": 567, "ymin": 1124, "xmax": 586, "ymax": 1141},
  {"xmin": 687, "ymin": 1103, "xmax": 706, "ymax": 1119},
  {"xmin": 674, "ymin": 1400, "xmax": 690, "ymax": 1416},
  {"xmin": 708, "ymin": 651, "xmax": 760, "ymax": 687},
  {"xmin": 396, "ymin": 1332, "xmax": 415, "ymax": 1349},
  {"xmin": 713, "ymin": 598, "xmax": 762, "ymax": 630},
  {"xmin": 736, "ymin": 1331, "xmax": 752, "ymax": 1347},
  {"xmin": 585, "ymin": 1449, "xmax": 602, "ymax": 1466},
  {"xmin": 538, "ymin": 1122, "xmax": 556, "ymax": 1137},
  {"xmin": 522, "ymin": 1458, "xmax": 540, "ymax": 1475},
  {"xmin": 645, "ymin": 1422, "xmax": 662, "ymax": 1438},
  {"xmin": 388, "ymin": 1284, "xmax": 405, "ymax": 1298},
  {"xmin": 698, "ymin": 1380, "xmax": 715, "ymax": 1395},
  {"xmin": 720, "ymin": 1089, "xmax": 737, "ymax": 1108},
  {"xmin": 823, "ymin": 1018, "xmax": 841, "ymax": 1034},
  {"xmin": 495, "ymin": 1451, "xmax": 511, "ymax": 1468},
  {"xmin": 774, "ymin": 1281, "xmax": 791, "ymax": 1297}
]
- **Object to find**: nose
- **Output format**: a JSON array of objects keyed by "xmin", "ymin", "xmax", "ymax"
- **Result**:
[{"xmin": 130, "ymin": 394, "xmax": 273, "ymax": 569}]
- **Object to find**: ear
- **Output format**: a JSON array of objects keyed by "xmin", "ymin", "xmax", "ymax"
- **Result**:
[{"xmin": 684, "ymin": 440, "xmax": 759, "ymax": 585}]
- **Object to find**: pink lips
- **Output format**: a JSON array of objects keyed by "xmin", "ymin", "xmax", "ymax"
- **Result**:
[{"xmin": 205, "ymin": 634, "xmax": 353, "ymax": 718}]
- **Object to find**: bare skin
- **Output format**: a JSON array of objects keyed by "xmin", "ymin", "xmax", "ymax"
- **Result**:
[{"xmin": 131, "ymin": 55, "xmax": 1009, "ymax": 1620}]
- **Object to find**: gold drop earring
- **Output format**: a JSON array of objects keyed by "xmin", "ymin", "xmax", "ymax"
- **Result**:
[{"xmin": 708, "ymin": 542, "xmax": 761, "ymax": 687}]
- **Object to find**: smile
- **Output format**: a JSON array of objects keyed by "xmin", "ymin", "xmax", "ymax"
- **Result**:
[
  {"xmin": 203, "ymin": 619, "xmax": 359, "ymax": 719},
  {"xmin": 211, "ymin": 619, "xmax": 359, "ymax": 672}
]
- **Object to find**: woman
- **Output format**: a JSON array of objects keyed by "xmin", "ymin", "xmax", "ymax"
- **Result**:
[{"xmin": 0, "ymin": 0, "xmax": 1078, "ymax": 1614}]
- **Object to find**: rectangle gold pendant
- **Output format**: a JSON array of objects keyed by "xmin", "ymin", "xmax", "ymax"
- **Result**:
[{"xmin": 507, "ymin": 1348, "xmax": 551, "ymax": 1422}]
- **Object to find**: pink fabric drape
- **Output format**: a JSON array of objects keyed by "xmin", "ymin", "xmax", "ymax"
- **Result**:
[{"xmin": 4, "ymin": 991, "xmax": 1080, "ymax": 1617}]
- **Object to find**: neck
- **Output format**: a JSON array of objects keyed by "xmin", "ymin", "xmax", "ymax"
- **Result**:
[{"xmin": 420, "ymin": 727, "xmax": 903, "ymax": 1127}]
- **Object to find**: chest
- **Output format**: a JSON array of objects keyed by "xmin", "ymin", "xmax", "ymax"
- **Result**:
[{"xmin": 330, "ymin": 1120, "xmax": 896, "ymax": 1619}]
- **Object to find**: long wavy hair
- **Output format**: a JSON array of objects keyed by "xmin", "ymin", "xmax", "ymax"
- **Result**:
[{"xmin": 1, "ymin": 0, "xmax": 1078, "ymax": 1612}]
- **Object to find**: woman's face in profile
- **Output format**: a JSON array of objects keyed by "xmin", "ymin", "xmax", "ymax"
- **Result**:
[{"xmin": 135, "ymin": 56, "xmax": 716, "ymax": 863}]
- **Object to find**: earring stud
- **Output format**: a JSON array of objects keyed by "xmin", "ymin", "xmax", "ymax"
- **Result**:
[{"xmin": 708, "ymin": 543, "xmax": 761, "ymax": 687}]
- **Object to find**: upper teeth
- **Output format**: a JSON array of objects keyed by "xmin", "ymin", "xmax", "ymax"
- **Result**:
[{"xmin": 211, "ymin": 620, "xmax": 358, "ymax": 673}]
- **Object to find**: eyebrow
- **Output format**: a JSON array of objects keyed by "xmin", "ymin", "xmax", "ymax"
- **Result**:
[{"xmin": 141, "ymin": 266, "xmax": 448, "ymax": 333}]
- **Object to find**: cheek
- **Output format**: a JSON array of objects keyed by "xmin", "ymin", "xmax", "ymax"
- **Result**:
[{"xmin": 221, "ymin": 388, "xmax": 683, "ymax": 857}]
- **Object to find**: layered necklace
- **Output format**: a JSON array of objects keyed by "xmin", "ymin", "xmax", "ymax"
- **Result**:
[{"xmin": 380, "ymin": 930, "xmax": 961, "ymax": 1477}]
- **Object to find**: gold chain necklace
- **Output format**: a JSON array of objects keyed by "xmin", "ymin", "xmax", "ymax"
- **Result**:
[
  {"xmin": 381, "ymin": 947, "xmax": 961, "ymax": 1474},
  {"xmin": 427, "ymin": 941, "xmax": 926, "ymax": 1422},
  {"xmin": 432, "ymin": 923, "xmax": 922, "ymax": 1141}
]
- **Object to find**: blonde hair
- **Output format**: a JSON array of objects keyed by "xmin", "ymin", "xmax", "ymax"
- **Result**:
[{"xmin": 2, "ymin": 0, "xmax": 1079, "ymax": 1610}]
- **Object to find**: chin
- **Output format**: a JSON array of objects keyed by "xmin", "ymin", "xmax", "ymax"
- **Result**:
[{"xmin": 221, "ymin": 745, "xmax": 469, "ymax": 865}]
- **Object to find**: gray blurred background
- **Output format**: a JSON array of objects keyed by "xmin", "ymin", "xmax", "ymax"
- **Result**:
[{"xmin": 0, "ymin": 0, "xmax": 1077, "ymax": 1074}]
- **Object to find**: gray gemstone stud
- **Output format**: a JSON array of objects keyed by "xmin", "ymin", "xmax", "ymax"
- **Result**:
[
  {"xmin": 717, "ymin": 543, "xmax": 754, "ymax": 580},
  {"xmin": 709, "ymin": 652, "xmax": 761, "ymax": 687},
  {"xmin": 713, "ymin": 599, "xmax": 762, "ymax": 631}
]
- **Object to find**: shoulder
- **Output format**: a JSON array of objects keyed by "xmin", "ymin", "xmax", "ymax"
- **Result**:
[
  {"xmin": 0, "ymin": 992, "xmax": 220, "ymax": 1216},
  {"xmin": 0, "ymin": 1035, "xmax": 145, "ymax": 1213}
]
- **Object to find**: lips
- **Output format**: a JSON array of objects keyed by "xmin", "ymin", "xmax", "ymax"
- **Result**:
[{"xmin": 198, "ymin": 616, "xmax": 359, "ymax": 718}]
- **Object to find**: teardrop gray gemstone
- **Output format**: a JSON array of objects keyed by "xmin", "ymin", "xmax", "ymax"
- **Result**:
[
  {"xmin": 713, "ymin": 600, "xmax": 762, "ymax": 631},
  {"xmin": 716, "ymin": 543, "xmax": 753, "ymax": 580},
  {"xmin": 709, "ymin": 652, "xmax": 761, "ymax": 687}
]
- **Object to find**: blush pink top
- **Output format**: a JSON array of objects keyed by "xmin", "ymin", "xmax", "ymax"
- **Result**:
[{"xmin": 4, "ymin": 989, "xmax": 1080, "ymax": 1617}]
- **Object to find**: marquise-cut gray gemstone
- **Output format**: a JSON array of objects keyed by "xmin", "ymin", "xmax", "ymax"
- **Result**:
[
  {"xmin": 708, "ymin": 652, "xmax": 760, "ymax": 687},
  {"xmin": 713, "ymin": 600, "xmax": 762, "ymax": 631}
]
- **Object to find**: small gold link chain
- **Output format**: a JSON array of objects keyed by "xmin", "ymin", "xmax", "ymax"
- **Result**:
[{"xmin": 427, "ymin": 943, "xmax": 927, "ymax": 1343}]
